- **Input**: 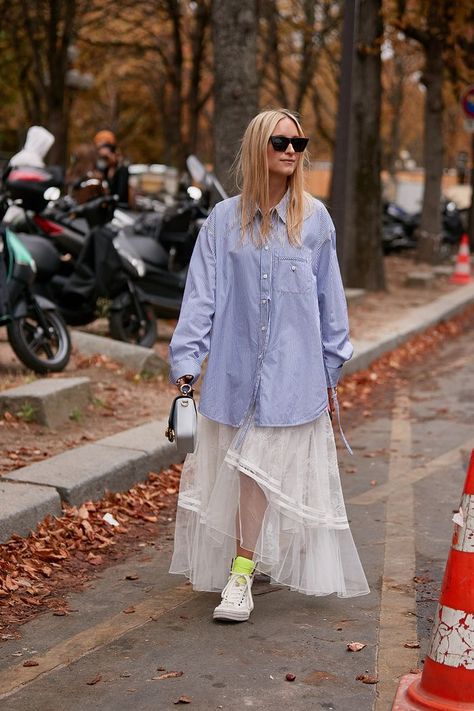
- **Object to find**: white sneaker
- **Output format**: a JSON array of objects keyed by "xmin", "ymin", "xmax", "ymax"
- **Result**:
[{"xmin": 213, "ymin": 570, "xmax": 255, "ymax": 622}]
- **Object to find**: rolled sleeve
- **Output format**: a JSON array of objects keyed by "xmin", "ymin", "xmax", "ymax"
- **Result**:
[
  {"xmin": 314, "ymin": 207, "xmax": 353, "ymax": 387},
  {"xmin": 168, "ymin": 211, "xmax": 216, "ymax": 384}
]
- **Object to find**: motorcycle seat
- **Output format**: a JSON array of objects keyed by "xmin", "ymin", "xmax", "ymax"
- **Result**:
[
  {"xmin": 15, "ymin": 233, "xmax": 61, "ymax": 278},
  {"xmin": 131, "ymin": 236, "xmax": 169, "ymax": 268}
]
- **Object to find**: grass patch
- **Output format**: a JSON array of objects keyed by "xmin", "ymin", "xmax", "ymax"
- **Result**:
[{"xmin": 16, "ymin": 403, "xmax": 37, "ymax": 423}]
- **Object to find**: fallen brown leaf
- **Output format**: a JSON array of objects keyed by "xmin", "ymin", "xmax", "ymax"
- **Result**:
[
  {"xmin": 285, "ymin": 673, "xmax": 296, "ymax": 681},
  {"xmin": 404, "ymin": 642, "xmax": 420, "ymax": 649},
  {"xmin": 122, "ymin": 606, "xmax": 135, "ymax": 614},
  {"xmin": 125, "ymin": 574, "xmax": 139, "ymax": 580},
  {"xmin": 22, "ymin": 659, "xmax": 39, "ymax": 667},
  {"xmin": 86, "ymin": 674, "xmax": 102, "ymax": 685},
  {"xmin": 356, "ymin": 674, "xmax": 378, "ymax": 684},
  {"xmin": 154, "ymin": 671, "xmax": 184, "ymax": 680},
  {"xmin": 174, "ymin": 696, "xmax": 192, "ymax": 705}
]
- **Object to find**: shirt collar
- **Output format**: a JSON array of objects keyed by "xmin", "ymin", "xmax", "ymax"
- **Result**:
[{"xmin": 256, "ymin": 189, "xmax": 290, "ymax": 225}]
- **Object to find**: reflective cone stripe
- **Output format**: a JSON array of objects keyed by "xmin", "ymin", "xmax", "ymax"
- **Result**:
[
  {"xmin": 392, "ymin": 450, "xmax": 474, "ymax": 710},
  {"xmin": 453, "ymin": 494, "xmax": 474, "ymax": 552}
]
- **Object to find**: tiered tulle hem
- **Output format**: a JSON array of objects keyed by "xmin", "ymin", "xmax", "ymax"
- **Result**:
[{"xmin": 169, "ymin": 410, "xmax": 369, "ymax": 598}]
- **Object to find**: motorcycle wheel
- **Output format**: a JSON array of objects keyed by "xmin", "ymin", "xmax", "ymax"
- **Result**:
[
  {"xmin": 109, "ymin": 301, "xmax": 157, "ymax": 348},
  {"xmin": 7, "ymin": 308, "xmax": 71, "ymax": 374}
]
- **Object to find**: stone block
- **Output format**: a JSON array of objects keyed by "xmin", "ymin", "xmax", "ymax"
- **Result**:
[
  {"xmin": 0, "ymin": 377, "xmax": 91, "ymax": 427},
  {"xmin": 432, "ymin": 265, "xmax": 453, "ymax": 277},
  {"xmin": 405, "ymin": 272, "xmax": 435, "ymax": 288},
  {"xmin": 0, "ymin": 481, "xmax": 62, "ymax": 543},
  {"xmin": 345, "ymin": 288, "xmax": 366, "ymax": 306},
  {"xmin": 72, "ymin": 331, "xmax": 168, "ymax": 375},
  {"xmin": 100, "ymin": 419, "xmax": 181, "ymax": 472}
]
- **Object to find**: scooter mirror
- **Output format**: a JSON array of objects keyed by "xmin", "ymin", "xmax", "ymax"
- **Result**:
[
  {"xmin": 187, "ymin": 186, "xmax": 202, "ymax": 201},
  {"xmin": 44, "ymin": 187, "xmax": 61, "ymax": 201},
  {"xmin": 186, "ymin": 155, "xmax": 207, "ymax": 184}
]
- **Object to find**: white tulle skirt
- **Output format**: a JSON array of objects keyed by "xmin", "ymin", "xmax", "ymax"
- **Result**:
[{"xmin": 169, "ymin": 409, "xmax": 369, "ymax": 598}]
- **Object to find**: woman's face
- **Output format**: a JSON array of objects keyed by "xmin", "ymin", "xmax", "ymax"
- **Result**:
[{"xmin": 266, "ymin": 117, "xmax": 302, "ymax": 180}]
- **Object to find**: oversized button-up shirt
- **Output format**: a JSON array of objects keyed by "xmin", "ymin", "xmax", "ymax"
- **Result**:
[{"xmin": 169, "ymin": 193, "xmax": 353, "ymax": 428}]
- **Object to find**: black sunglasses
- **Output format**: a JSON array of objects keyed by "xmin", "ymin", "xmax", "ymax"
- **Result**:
[{"xmin": 269, "ymin": 135, "xmax": 309, "ymax": 152}]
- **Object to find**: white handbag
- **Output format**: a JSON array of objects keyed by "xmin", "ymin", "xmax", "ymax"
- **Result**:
[{"xmin": 165, "ymin": 384, "xmax": 197, "ymax": 454}]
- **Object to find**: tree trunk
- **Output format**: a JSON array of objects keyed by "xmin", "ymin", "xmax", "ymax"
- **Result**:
[
  {"xmin": 330, "ymin": 0, "xmax": 357, "ymax": 271},
  {"xmin": 384, "ymin": 53, "xmax": 404, "ymax": 201},
  {"xmin": 212, "ymin": 0, "xmax": 258, "ymax": 195},
  {"xmin": 346, "ymin": 0, "xmax": 385, "ymax": 290},
  {"xmin": 417, "ymin": 37, "xmax": 444, "ymax": 262}
]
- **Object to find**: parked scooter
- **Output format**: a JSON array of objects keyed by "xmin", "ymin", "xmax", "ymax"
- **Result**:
[
  {"xmin": 115, "ymin": 155, "xmax": 228, "ymax": 320},
  {"xmin": 13, "ymin": 156, "xmax": 227, "ymax": 329},
  {"xmin": 382, "ymin": 199, "xmax": 465, "ymax": 256},
  {"xmin": 0, "ymin": 194, "xmax": 71, "ymax": 374},
  {"xmin": 2, "ymin": 165, "xmax": 156, "ymax": 347}
]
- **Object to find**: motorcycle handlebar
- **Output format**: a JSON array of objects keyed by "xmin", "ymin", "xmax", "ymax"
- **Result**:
[{"xmin": 50, "ymin": 194, "xmax": 118, "ymax": 219}]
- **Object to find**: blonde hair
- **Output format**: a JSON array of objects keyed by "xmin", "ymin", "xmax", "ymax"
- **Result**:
[{"xmin": 234, "ymin": 108, "xmax": 310, "ymax": 247}]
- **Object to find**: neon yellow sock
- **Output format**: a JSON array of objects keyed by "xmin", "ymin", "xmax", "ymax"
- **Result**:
[{"xmin": 232, "ymin": 555, "xmax": 255, "ymax": 577}]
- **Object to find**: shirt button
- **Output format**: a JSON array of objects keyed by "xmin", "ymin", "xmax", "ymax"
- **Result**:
[
  {"xmin": 291, "ymin": 265, "xmax": 296, "ymax": 271},
  {"xmin": 262, "ymin": 273, "xmax": 268, "ymax": 279},
  {"xmin": 261, "ymin": 298, "xmax": 267, "ymax": 304},
  {"xmin": 261, "ymin": 326, "xmax": 266, "ymax": 331},
  {"xmin": 264, "ymin": 245, "xmax": 269, "ymax": 251}
]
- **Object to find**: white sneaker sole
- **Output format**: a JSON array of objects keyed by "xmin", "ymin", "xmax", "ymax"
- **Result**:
[{"xmin": 212, "ymin": 607, "xmax": 252, "ymax": 622}]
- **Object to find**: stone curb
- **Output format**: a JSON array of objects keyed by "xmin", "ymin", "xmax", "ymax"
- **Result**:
[
  {"xmin": 1, "ymin": 420, "xmax": 177, "ymax": 543},
  {"xmin": 1, "ymin": 284, "xmax": 474, "ymax": 544}
]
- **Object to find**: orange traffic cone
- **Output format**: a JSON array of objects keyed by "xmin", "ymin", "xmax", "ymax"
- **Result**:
[
  {"xmin": 392, "ymin": 450, "xmax": 474, "ymax": 710},
  {"xmin": 451, "ymin": 234, "xmax": 472, "ymax": 285}
]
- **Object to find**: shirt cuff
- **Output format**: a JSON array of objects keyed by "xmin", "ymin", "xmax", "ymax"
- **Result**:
[
  {"xmin": 325, "ymin": 364, "xmax": 343, "ymax": 388},
  {"xmin": 169, "ymin": 358, "xmax": 201, "ymax": 385}
]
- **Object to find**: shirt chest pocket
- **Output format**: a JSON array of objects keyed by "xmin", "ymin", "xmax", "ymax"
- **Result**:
[{"xmin": 273, "ymin": 255, "xmax": 312, "ymax": 294}]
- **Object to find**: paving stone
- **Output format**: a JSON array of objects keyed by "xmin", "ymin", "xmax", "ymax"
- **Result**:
[
  {"xmin": 405, "ymin": 271, "xmax": 435, "ymax": 288},
  {"xmin": 72, "ymin": 331, "xmax": 168, "ymax": 375},
  {"xmin": 0, "ymin": 377, "xmax": 91, "ymax": 428},
  {"xmin": 0, "ymin": 481, "xmax": 62, "ymax": 543}
]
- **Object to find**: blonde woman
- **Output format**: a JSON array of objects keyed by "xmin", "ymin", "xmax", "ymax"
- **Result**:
[{"xmin": 168, "ymin": 108, "xmax": 369, "ymax": 622}]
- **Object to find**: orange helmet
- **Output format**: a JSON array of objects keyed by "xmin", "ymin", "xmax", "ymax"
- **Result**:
[{"xmin": 93, "ymin": 130, "xmax": 117, "ymax": 148}]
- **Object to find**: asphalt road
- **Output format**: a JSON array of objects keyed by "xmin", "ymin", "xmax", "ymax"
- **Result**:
[{"xmin": 1, "ymin": 325, "xmax": 473, "ymax": 711}]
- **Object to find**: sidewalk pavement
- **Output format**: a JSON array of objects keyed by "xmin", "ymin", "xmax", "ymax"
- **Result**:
[{"xmin": 1, "ymin": 283, "xmax": 474, "ymax": 544}]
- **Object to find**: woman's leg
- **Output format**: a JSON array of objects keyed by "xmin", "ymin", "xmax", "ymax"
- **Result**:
[{"xmin": 235, "ymin": 473, "xmax": 268, "ymax": 560}]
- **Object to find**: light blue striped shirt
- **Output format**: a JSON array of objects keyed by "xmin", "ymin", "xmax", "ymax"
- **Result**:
[{"xmin": 169, "ymin": 192, "xmax": 353, "ymax": 428}]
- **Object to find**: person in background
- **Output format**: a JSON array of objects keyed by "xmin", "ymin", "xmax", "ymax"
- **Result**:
[
  {"xmin": 93, "ymin": 130, "xmax": 131, "ymax": 206},
  {"xmin": 65, "ymin": 143, "xmax": 101, "ymax": 198}
]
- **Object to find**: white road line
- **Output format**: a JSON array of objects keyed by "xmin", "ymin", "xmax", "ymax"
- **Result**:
[
  {"xmin": 375, "ymin": 389, "xmax": 419, "ymax": 710},
  {"xmin": 0, "ymin": 583, "xmax": 197, "ymax": 699},
  {"xmin": 350, "ymin": 436, "xmax": 474, "ymax": 506}
]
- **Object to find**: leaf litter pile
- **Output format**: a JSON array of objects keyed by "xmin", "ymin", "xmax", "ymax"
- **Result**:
[
  {"xmin": 338, "ymin": 303, "xmax": 474, "ymax": 419},
  {"xmin": 1, "ymin": 304, "xmax": 473, "ymax": 640},
  {"xmin": 0, "ymin": 464, "xmax": 182, "ymax": 638}
]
